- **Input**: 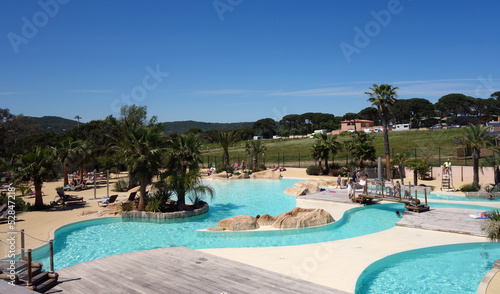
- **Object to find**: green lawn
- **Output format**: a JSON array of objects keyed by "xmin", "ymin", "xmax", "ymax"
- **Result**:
[{"xmin": 201, "ymin": 128, "xmax": 481, "ymax": 168}]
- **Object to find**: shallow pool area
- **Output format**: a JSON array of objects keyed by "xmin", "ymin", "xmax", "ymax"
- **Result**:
[{"xmin": 355, "ymin": 242, "xmax": 500, "ymax": 294}]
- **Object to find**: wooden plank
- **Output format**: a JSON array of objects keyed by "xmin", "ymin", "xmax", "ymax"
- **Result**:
[{"xmin": 48, "ymin": 247, "xmax": 348, "ymax": 294}]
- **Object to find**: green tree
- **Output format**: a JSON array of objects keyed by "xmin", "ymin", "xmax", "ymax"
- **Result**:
[
  {"xmin": 167, "ymin": 134, "xmax": 203, "ymax": 175},
  {"xmin": 245, "ymin": 140, "xmax": 266, "ymax": 171},
  {"xmin": 435, "ymin": 93, "xmax": 474, "ymax": 118},
  {"xmin": 349, "ymin": 133, "xmax": 376, "ymax": 168},
  {"xmin": 120, "ymin": 127, "xmax": 165, "ymax": 211},
  {"xmin": 73, "ymin": 140, "xmax": 93, "ymax": 184},
  {"xmin": 209, "ymin": 130, "xmax": 240, "ymax": 169},
  {"xmin": 162, "ymin": 170, "xmax": 214, "ymax": 210},
  {"xmin": 458, "ymin": 124, "xmax": 491, "ymax": 185},
  {"xmin": 406, "ymin": 158, "xmax": 430, "ymax": 186},
  {"xmin": 55, "ymin": 138, "xmax": 79, "ymax": 186},
  {"xmin": 391, "ymin": 153, "xmax": 408, "ymax": 180},
  {"xmin": 253, "ymin": 118, "xmax": 277, "ymax": 138},
  {"xmin": 311, "ymin": 142, "xmax": 327, "ymax": 171},
  {"xmin": 481, "ymin": 149, "xmax": 500, "ymax": 187},
  {"xmin": 15, "ymin": 146, "xmax": 59, "ymax": 208},
  {"xmin": 366, "ymin": 84, "xmax": 398, "ymax": 179}
]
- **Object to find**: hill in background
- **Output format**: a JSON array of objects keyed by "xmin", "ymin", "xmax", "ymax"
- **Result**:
[
  {"xmin": 25, "ymin": 116, "xmax": 79, "ymax": 134},
  {"xmin": 163, "ymin": 120, "xmax": 253, "ymax": 134}
]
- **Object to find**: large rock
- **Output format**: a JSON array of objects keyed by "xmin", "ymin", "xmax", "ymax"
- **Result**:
[
  {"xmin": 207, "ymin": 215, "xmax": 260, "ymax": 231},
  {"xmin": 257, "ymin": 214, "xmax": 276, "ymax": 226},
  {"xmin": 272, "ymin": 207, "xmax": 334, "ymax": 229},
  {"xmin": 250, "ymin": 170, "xmax": 282, "ymax": 179},
  {"xmin": 283, "ymin": 186, "xmax": 308, "ymax": 196}
]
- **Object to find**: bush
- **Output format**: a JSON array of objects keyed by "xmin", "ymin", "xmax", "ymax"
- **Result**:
[
  {"xmin": 486, "ymin": 185, "xmax": 500, "ymax": 193},
  {"xmin": 121, "ymin": 202, "xmax": 135, "ymax": 212},
  {"xmin": 0, "ymin": 194, "xmax": 28, "ymax": 211},
  {"xmin": 258, "ymin": 164, "xmax": 266, "ymax": 171},
  {"xmin": 329, "ymin": 169, "xmax": 339, "ymax": 176},
  {"xmin": 459, "ymin": 183, "xmax": 481, "ymax": 192},
  {"xmin": 306, "ymin": 165, "xmax": 321, "ymax": 175},
  {"xmin": 482, "ymin": 210, "xmax": 500, "ymax": 241},
  {"xmin": 113, "ymin": 179, "xmax": 128, "ymax": 192},
  {"xmin": 328, "ymin": 162, "xmax": 341, "ymax": 170}
]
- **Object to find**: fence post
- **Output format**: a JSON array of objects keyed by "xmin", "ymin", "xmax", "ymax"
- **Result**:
[
  {"xmin": 283, "ymin": 153, "xmax": 285, "ymax": 167},
  {"xmin": 438, "ymin": 146, "xmax": 441, "ymax": 166},
  {"xmin": 21, "ymin": 229, "xmax": 25, "ymax": 260},
  {"xmin": 278, "ymin": 153, "xmax": 280, "ymax": 167},
  {"xmin": 414, "ymin": 148, "xmax": 417, "ymax": 159},
  {"xmin": 50, "ymin": 239, "xmax": 54, "ymax": 273},
  {"xmin": 237, "ymin": 154, "xmax": 239, "ymax": 164},
  {"xmin": 299, "ymin": 153, "xmax": 301, "ymax": 168},
  {"xmin": 27, "ymin": 249, "xmax": 33, "ymax": 288}
]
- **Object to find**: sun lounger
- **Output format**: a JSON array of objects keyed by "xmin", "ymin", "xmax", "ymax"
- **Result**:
[
  {"xmin": 98, "ymin": 194, "xmax": 118, "ymax": 207},
  {"xmin": 55, "ymin": 188, "xmax": 85, "ymax": 205},
  {"xmin": 126, "ymin": 191, "xmax": 137, "ymax": 202}
]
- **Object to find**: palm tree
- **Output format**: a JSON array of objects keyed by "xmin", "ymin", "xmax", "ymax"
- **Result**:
[
  {"xmin": 120, "ymin": 127, "xmax": 165, "ymax": 211},
  {"xmin": 16, "ymin": 146, "xmax": 59, "ymax": 208},
  {"xmin": 73, "ymin": 140, "xmax": 93, "ymax": 184},
  {"xmin": 163, "ymin": 170, "xmax": 214, "ymax": 210},
  {"xmin": 311, "ymin": 142, "xmax": 326, "ymax": 171},
  {"xmin": 167, "ymin": 134, "xmax": 203, "ymax": 174},
  {"xmin": 366, "ymin": 84, "xmax": 398, "ymax": 179},
  {"xmin": 326, "ymin": 135, "xmax": 342, "ymax": 168},
  {"xmin": 245, "ymin": 140, "xmax": 266, "ymax": 171},
  {"xmin": 481, "ymin": 147, "xmax": 500, "ymax": 187},
  {"xmin": 55, "ymin": 138, "xmax": 78, "ymax": 186},
  {"xmin": 210, "ymin": 130, "xmax": 240, "ymax": 169},
  {"xmin": 391, "ymin": 153, "xmax": 408, "ymax": 180},
  {"xmin": 458, "ymin": 124, "xmax": 491, "ymax": 186}
]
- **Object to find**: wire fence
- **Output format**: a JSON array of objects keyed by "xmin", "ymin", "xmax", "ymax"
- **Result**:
[{"xmin": 201, "ymin": 146, "xmax": 478, "ymax": 169}]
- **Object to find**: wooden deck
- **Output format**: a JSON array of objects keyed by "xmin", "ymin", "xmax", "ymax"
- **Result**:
[{"xmin": 47, "ymin": 247, "xmax": 347, "ymax": 294}]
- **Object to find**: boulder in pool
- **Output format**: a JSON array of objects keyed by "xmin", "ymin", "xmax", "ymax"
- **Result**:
[
  {"xmin": 207, "ymin": 215, "xmax": 260, "ymax": 231},
  {"xmin": 283, "ymin": 186, "xmax": 308, "ymax": 196},
  {"xmin": 257, "ymin": 214, "xmax": 276, "ymax": 226},
  {"xmin": 272, "ymin": 207, "xmax": 334, "ymax": 229}
]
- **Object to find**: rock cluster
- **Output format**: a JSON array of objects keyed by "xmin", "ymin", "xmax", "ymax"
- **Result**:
[
  {"xmin": 207, "ymin": 207, "xmax": 334, "ymax": 231},
  {"xmin": 283, "ymin": 179, "xmax": 336, "ymax": 196}
]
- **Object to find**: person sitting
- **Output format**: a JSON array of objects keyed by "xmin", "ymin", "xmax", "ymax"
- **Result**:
[
  {"xmin": 272, "ymin": 165, "xmax": 278, "ymax": 171},
  {"xmin": 279, "ymin": 167, "xmax": 286, "ymax": 171},
  {"xmin": 359, "ymin": 174, "xmax": 368, "ymax": 186}
]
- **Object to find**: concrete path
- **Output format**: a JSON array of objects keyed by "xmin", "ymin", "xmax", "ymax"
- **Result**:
[{"xmin": 397, "ymin": 207, "xmax": 488, "ymax": 236}]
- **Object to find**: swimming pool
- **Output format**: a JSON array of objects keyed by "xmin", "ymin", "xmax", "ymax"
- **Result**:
[
  {"xmin": 355, "ymin": 242, "xmax": 500, "ymax": 294},
  {"xmin": 31, "ymin": 178, "xmax": 500, "ymax": 293}
]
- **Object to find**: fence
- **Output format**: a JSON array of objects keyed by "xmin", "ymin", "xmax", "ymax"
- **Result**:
[{"xmin": 201, "ymin": 146, "xmax": 481, "ymax": 169}]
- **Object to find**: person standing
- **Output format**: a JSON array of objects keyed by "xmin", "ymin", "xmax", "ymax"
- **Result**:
[
  {"xmin": 347, "ymin": 179, "xmax": 354, "ymax": 200},
  {"xmin": 444, "ymin": 159, "xmax": 451, "ymax": 174},
  {"xmin": 336, "ymin": 174, "xmax": 342, "ymax": 189}
]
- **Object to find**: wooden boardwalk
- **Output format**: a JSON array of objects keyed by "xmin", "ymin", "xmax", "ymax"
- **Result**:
[{"xmin": 48, "ymin": 247, "xmax": 347, "ymax": 294}]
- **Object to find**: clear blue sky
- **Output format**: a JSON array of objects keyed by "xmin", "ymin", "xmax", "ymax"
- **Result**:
[{"xmin": 1, "ymin": 0, "xmax": 499, "ymax": 123}]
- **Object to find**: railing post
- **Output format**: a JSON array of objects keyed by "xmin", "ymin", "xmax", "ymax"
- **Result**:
[
  {"xmin": 21, "ymin": 229, "xmax": 25, "ymax": 261},
  {"xmin": 27, "ymin": 249, "xmax": 33, "ymax": 288},
  {"xmin": 50, "ymin": 239, "xmax": 54, "ymax": 273}
]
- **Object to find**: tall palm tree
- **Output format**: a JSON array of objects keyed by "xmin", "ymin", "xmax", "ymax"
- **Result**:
[
  {"xmin": 458, "ymin": 124, "xmax": 491, "ymax": 185},
  {"xmin": 366, "ymin": 84, "xmax": 398, "ymax": 179},
  {"xmin": 481, "ymin": 152, "xmax": 500, "ymax": 187},
  {"xmin": 120, "ymin": 127, "xmax": 165, "ymax": 211},
  {"xmin": 351, "ymin": 140, "xmax": 376, "ymax": 168},
  {"xmin": 210, "ymin": 130, "xmax": 240, "ymax": 169},
  {"xmin": 55, "ymin": 138, "xmax": 78, "ymax": 186},
  {"xmin": 163, "ymin": 170, "xmax": 214, "ymax": 210},
  {"xmin": 245, "ymin": 140, "xmax": 266, "ymax": 171},
  {"xmin": 16, "ymin": 146, "xmax": 59, "ymax": 208},
  {"xmin": 167, "ymin": 134, "xmax": 203, "ymax": 174},
  {"xmin": 326, "ymin": 135, "xmax": 342, "ymax": 168}
]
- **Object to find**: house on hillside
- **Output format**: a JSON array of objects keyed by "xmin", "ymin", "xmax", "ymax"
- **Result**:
[{"xmin": 341, "ymin": 119, "xmax": 374, "ymax": 132}]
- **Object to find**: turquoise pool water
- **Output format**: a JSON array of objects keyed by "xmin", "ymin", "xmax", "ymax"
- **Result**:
[{"xmin": 355, "ymin": 242, "xmax": 500, "ymax": 294}]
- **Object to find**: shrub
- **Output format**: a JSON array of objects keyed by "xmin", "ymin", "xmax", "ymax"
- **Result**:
[
  {"xmin": 306, "ymin": 165, "xmax": 321, "ymax": 175},
  {"xmin": 328, "ymin": 162, "xmax": 341, "ymax": 170},
  {"xmin": 329, "ymin": 169, "xmax": 339, "ymax": 176},
  {"xmin": 113, "ymin": 179, "xmax": 128, "ymax": 192},
  {"xmin": 258, "ymin": 164, "xmax": 266, "ymax": 171},
  {"xmin": 459, "ymin": 183, "xmax": 481, "ymax": 192},
  {"xmin": 121, "ymin": 202, "xmax": 134, "ymax": 212},
  {"xmin": 482, "ymin": 210, "xmax": 500, "ymax": 241},
  {"xmin": 0, "ymin": 194, "xmax": 28, "ymax": 211},
  {"xmin": 486, "ymin": 185, "xmax": 500, "ymax": 193}
]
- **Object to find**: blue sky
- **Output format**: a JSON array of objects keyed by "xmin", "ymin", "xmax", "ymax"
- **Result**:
[{"xmin": 1, "ymin": 0, "xmax": 500, "ymax": 123}]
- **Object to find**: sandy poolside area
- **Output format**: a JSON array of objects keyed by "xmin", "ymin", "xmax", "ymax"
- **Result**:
[{"xmin": 1, "ymin": 168, "xmax": 499, "ymax": 293}]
